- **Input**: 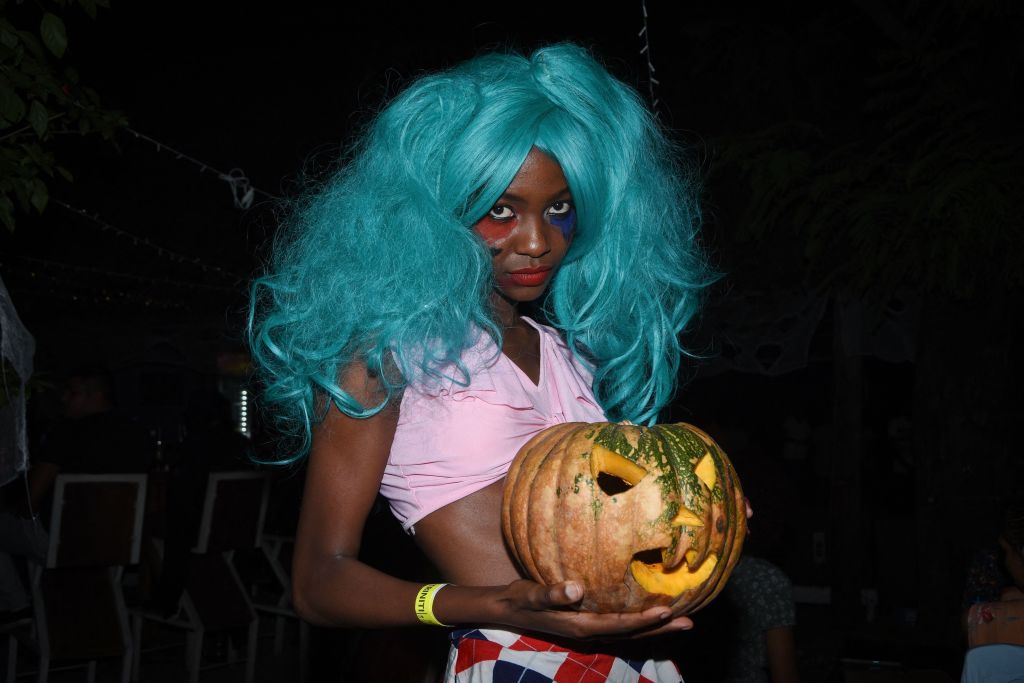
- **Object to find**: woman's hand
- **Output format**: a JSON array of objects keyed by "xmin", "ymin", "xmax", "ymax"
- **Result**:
[{"xmin": 485, "ymin": 579, "xmax": 693, "ymax": 640}]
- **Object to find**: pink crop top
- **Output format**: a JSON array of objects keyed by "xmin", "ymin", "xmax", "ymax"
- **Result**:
[{"xmin": 381, "ymin": 317, "xmax": 607, "ymax": 532}]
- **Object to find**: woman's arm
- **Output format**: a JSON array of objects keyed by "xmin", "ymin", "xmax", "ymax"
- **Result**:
[
  {"xmin": 290, "ymin": 360, "xmax": 418, "ymax": 627},
  {"xmin": 291, "ymin": 361, "xmax": 694, "ymax": 637},
  {"xmin": 765, "ymin": 625, "xmax": 800, "ymax": 683}
]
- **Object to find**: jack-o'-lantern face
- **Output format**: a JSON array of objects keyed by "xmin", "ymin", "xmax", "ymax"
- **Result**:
[{"xmin": 502, "ymin": 422, "xmax": 746, "ymax": 615}]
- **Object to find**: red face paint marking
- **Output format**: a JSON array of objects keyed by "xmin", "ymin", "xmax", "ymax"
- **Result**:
[{"xmin": 474, "ymin": 215, "xmax": 517, "ymax": 244}]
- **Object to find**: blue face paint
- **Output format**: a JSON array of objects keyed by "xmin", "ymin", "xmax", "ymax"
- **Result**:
[{"xmin": 549, "ymin": 205, "xmax": 576, "ymax": 242}]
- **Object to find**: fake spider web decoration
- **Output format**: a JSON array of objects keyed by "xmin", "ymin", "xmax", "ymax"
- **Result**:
[{"xmin": 0, "ymin": 275, "xmax": 34, "ymax": 486}]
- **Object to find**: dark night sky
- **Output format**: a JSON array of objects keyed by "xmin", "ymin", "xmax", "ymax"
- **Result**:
[
  {"xmin": 3, "ymin": 3, "xmax": 857, "ymax": 292},
  {"xmin": 1, "ymin": 1, "xmax": 1016, "ymax": 383},
  {"xmin": 4, "ymin": 1, "xmax": 670, "ymax": 356}
]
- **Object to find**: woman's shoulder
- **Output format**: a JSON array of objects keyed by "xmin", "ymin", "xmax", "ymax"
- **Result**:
[{"xmin": 400, "ymin": 330, "xmax": 531, "ymax": 409}]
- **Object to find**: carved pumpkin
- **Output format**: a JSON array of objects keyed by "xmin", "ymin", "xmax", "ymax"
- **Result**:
[{"xmin": 502, "ymin": 422, "xmax": 746, "ymax": 615}]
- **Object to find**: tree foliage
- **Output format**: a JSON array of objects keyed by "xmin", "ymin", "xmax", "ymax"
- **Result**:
[
  {"xmin": 0, "ymin": 0, "xmax": 124, "ymax": 231},
  {"xmin": 692, "ymin": 0, "xmax": 1023, "ymax": 304}
]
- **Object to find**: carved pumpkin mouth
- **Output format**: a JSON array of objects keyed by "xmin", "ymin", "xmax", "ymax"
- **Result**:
[
  {"xmin": 592, "ymin": 444, "xmax": 722, "ymax": 597},
  {"xmin": 630, "ymin": 545, "xmax": 719, "ymax": 596}
]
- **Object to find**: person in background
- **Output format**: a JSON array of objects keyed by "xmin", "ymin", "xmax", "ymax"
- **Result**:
[
  {"xmin": 29, "ymin": 368, "xmax": 151, "ymax": 513},
  {"xmin": 685, "ymin": 421, "xmax": 800, "ymax": 683},
  {"xmin": 0, "ymin": 367, "xmax": 150, "ymax": 622},
  {"xmin": 721, "ymin": 555, "xmax": 801, "ymax": 683},
  {"xmin": 964, "ymin": 499, "xmax": 1024, "ymax": 608},
  {"xmin": 960, "ymin": 498, "xmax": 1024, "ymax": 683}
]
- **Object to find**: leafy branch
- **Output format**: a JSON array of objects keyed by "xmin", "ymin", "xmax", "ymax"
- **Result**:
[
  {"xmin": 0, "ymin": 0, "xmax": 125, "ymax": 231},
  {"xmin": 705, "ymin": 0, "xmax": 1023, "ymax": 305},
  {"xmin": 0, "ymin": 357, "xmax": 52, "ymax": 410}
]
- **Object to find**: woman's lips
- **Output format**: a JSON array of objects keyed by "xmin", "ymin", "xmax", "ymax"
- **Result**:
[{"xmin": 502, "ymin": 267, "xmax": 551, "ymax": 287}]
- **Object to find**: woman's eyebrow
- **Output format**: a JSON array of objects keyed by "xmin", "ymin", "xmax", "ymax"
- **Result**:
[{"xmin": 499, "ymin": 187, "xmax": 572, "ymax": 203}]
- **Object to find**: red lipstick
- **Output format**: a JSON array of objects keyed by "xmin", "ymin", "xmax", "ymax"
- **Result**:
[{"xmin": 502, "ymin": 266, "xmax": 552, "ymax": 287}]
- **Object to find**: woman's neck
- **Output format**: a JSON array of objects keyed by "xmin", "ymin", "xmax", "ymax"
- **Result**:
[
  {"xmin": 489, "ymin": 291, "xmax": 541, "ymax": 384},
  {"xmin": 490, "ymin": 290, "xmax": 521, "ymax": 330}
]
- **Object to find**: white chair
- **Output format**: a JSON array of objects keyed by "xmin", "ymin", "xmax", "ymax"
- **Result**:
[
  {"xmin": 7, "ymin": 472, "xmax": 146, "ymax": 683},
  {"xmin": 251, "ymin": 533, "xmax": 309, "ymax": 683},
  {"xmin": 131, "ymin": 470, "xmax": 268, "ymax": 683}
]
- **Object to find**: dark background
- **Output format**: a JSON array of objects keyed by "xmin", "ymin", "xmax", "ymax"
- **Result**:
[{"xmin": 2, "ymin": 1, "xmax": 1021, "ymax": 680}]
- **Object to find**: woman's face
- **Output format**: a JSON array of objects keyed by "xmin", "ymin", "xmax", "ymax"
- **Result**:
[{"xmin": 473, "ymin": 148, "xmax": 575, "ymax": 303}]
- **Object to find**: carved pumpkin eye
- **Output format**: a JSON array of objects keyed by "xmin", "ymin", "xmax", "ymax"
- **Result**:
[
  {"xmin": 590, "ymin": 444, "xmax": 647, "ymax": 495},
  {"xmin": 694, "ymin": 452, "xmax": 717, "ymax": 489}
]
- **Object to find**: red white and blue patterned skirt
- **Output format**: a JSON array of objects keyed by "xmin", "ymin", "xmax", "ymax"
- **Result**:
[{"xmin": 445, "ymin": 628, "xmax": 684, "ymax": 682}]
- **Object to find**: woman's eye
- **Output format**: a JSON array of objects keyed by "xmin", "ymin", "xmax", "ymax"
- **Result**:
[
  {"xmin": 488, "ymin": 206, "xmax": 515, "ymax": 220},
  {"xmin": 548, "ymin": 201, "xmax": 573, "ymax": 216}
]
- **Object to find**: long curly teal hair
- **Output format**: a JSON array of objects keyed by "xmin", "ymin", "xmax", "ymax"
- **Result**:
[{"xmin": 248, "ymin": 43, "xmax": 713, "ymax": 461}]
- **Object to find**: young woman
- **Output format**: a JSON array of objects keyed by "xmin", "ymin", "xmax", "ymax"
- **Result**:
[{"xmin": 249, "ymin": 43, "xmax": 712, "ymax": 681}]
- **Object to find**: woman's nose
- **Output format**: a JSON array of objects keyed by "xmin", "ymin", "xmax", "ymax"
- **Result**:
[{"xmin": 513, "ymin": 214, "xmax": 551, "ymax": 257}]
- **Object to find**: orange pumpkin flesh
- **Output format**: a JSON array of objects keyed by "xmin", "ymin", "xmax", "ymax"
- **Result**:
[
  {"xmin": 630, "ymin": 553, "xmax": 718, "ymax": 596},
  {"xmin": 502, "ymin": 422, "xmax": 746, "ymax": 615}
]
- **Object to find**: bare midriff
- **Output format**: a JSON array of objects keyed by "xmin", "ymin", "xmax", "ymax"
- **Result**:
[{"xmin": 414, "ymin": 479, "xmax": 524, "ymax": 587}]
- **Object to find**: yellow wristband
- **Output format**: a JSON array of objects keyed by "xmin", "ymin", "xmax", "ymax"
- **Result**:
[{"xmin": 414, "ymin": 583, "xmax": 450, "ymax": 627}]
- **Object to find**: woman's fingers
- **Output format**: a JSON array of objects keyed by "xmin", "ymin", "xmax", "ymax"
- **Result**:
[
  {"xmin": 563, "ymin": 607, "xmax": 692, "ymax": 639},
  {"xmin": 547, "ymin": 580, "xmax": 583, "ymax": 606},
  {"xmin": 515, "ymin": 580, "xmax": 582, "ymax": 609},
  {"xmin": 542, "ymin": 593, "xmax": 691, "ymax": 637},
  {"xmin": 503, "ymin": 580, "xmax": 694, "ymax": 639},
  {"xmin": 622, "ymin": 615, "xmax": 694, "ymax": 638}
]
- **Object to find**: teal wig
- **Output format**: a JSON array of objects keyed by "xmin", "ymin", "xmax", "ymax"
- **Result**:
[{"xmin": 248, "ymin": 43, "xmax": 713, "ymax": 460}]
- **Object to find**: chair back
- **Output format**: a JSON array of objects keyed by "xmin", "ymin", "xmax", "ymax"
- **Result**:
[
  {"xmin": 194, "ymin": 471, "xmax": 269, "ymax": 553},
  {"xmin": 47, "ymin": 472, "xmax": 147, "ymax": 568}
]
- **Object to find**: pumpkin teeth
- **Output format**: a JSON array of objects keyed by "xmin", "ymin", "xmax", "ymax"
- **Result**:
[
  {"xmin": 629, "ymin": 553, "xmax": 720, "ymax": 597},
  {"xmin": 590, "ymin": 444, "xmax": 648, "ymax": 486},
  {"xmin": 694, "ymin": 452, "xmax": 717, "ymax": 490},
  {"xmin": 671, "ymin": 507, "xmax": 704, "ymax": 528}
]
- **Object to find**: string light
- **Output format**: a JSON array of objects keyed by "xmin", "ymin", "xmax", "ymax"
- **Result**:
[
  {"xmin": 0, "ymin": 280, "xmax": 186, "ymax": 310},
  {"xmin": 0, "ymin": 259, "xmax": 214, "ymax": 310},
  {"xmin": 124, "ymin": 127, "xmax": 280, "ymax": 208},
  {"xmin": 6, "ymin": 254, "xmax": 241, "ymax": 292},
  {"xmin": 639, "ymin": 0, "xmax": 661, "ymax": 115},
  {"xmin": 238, "ymin": 388, "xmax": 250, "ymax": 437},
  {"xmin": 53, "ymin": 200, "xmax": 245, "ymax": 281}
]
